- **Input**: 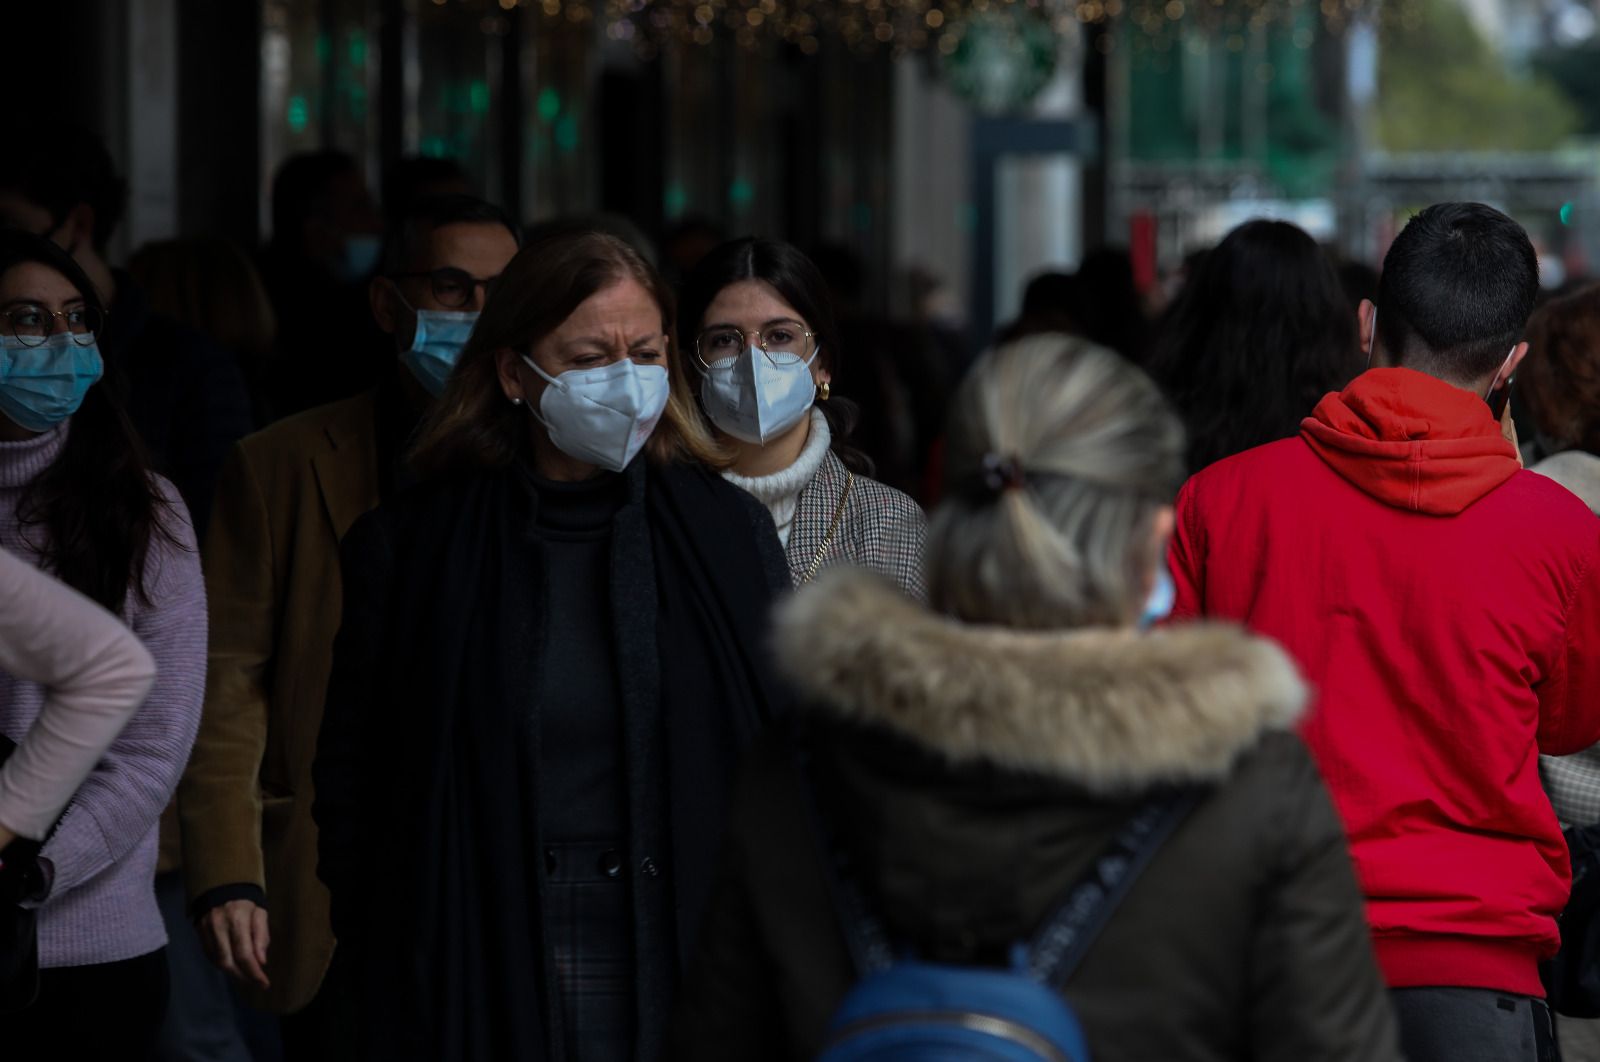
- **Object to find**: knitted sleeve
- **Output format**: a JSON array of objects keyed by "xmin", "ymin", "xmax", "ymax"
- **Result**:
[
  {"xmin": 38, "ymin": 480, "xmax": 207, "ymax": 896},
  {"xmin": 0, "ymin": 548, "xmax": 157, "ymax": 839}
]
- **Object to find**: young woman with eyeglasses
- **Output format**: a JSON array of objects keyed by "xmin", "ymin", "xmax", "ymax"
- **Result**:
[
  {"xmin": 0, "ymin": 230, "xmax": 205, "ymax": 1058},
  {"xmin": 677, "ymin": 238, "xmax": 926, "ymax": 596}
]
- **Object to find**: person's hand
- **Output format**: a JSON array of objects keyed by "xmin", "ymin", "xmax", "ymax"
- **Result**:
[
  {"xmin": 0, "ymin": 823, "xmax": 15, "ymax": 853},
  {"xmin": 197, "ymin": 898, "xmax": 271, "ymax": 990}
]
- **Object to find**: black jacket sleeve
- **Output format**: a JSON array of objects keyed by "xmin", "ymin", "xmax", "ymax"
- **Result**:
[
  {"xmin": 1247, "ymin": 734, "xmax": 1404, "ymax": 1062},
  {"xmin": 312, "ymin": 508, "xmax": 396, "ymax": 944}
]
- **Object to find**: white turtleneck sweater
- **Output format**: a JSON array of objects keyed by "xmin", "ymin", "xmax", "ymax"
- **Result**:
[{"xmin": 721, "ymin": 409, "xmax": 831, "ymax": 546}]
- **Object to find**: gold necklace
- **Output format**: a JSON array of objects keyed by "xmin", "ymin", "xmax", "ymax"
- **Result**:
[{"xmin": 799, "ymin": 471, "xmax": 855, "ymax": 585}]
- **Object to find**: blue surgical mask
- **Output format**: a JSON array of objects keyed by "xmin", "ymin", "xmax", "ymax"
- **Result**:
[
  {"xmin": 0, "ymin": 333, "xmax": 104, "ymax": 433},
  {"xmin": 400, "ymin": 309, "xmax": 477, "ymax": 398},
  {"xmin": 336, "ymin": 234, "xmax": 382, "ymax": 283},
  {"xmin": 1139, "ymin": 566, "xmax": 1176, "ymax": 630}
]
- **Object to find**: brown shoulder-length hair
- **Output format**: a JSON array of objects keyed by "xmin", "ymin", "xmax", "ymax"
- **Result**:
[
  {"xmin": 408, "ymin": 229, "xmax": 726, "ymax": 479},
  {"xmin": 1522, "ymin": 282, "xmax": 1600, "ymax": 456}
]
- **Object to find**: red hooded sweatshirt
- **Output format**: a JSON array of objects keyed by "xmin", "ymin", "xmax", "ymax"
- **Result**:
[{"xmin": 1171, "ymin": 367, "xmax": 1600, "ymax": 996}]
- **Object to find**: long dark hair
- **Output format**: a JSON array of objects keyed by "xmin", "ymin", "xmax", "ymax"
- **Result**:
[
  {"xmin": 676, "ymin": 237, "xmax": 872, "ymax": 474},
  {"xmin": 0, "ymin": 230, "xmax": 179, "ymax": 613},
  {"xmin": 1145, "ymin": 220, "xmax": 1360, "ymax": 473}
]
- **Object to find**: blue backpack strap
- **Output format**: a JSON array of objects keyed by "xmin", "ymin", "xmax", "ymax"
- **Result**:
[
  {"xmin": 792, "ymin": 737, "xmax": 897, "ymax": 977},
  {"xmin": 1029, "ymin": 788, "xmax": 1203, "ymax": 988}
]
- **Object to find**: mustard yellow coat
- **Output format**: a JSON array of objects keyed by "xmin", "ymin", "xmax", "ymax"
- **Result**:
[{"xmin": 177, "ymin": 389, "xmax": 383, "ymax": 1014}]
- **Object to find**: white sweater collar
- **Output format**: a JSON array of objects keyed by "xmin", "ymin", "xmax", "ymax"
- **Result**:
[{"xmin": 721, "ymin": 409, "xmax": 831, "ymax": 507}]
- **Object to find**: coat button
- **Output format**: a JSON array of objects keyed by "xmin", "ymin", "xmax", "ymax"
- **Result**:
[
  {"xmin": 598, "ymin": 849, "xmax": 622, "ymax": 878},
  {"xmin": 640, "ymin": 856, "xmax": 660, "ymax": 878}
]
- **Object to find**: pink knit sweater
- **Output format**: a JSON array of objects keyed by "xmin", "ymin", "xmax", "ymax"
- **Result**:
[{"xmin": 0, "ymin": 423, "xmax": 206, "ymax": 967}]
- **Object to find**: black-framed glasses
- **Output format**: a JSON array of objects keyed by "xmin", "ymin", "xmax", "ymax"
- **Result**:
[
  {"xmin": 695, "ymin": 322, "xmax": 815, "ymax": 372},
  {"xmin": 2, "ymin": 305, "xmax": 104, "ymax": 348},
  {"xmin": 387, "ymin": 267, "xmax": 499, "ymax": 310}
]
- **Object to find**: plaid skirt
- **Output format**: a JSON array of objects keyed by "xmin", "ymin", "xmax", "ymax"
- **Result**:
[{"xmin": 546, "ymin": 841, "xmax": 637, "ymax": 1061}]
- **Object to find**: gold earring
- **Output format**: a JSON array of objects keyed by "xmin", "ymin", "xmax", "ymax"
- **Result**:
[{"xmin": 818, "ymin": 380, "xmax": 831, "ymax": 401}]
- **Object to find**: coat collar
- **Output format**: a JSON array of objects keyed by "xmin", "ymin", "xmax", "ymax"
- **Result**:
[
  {"xmin": 311, "ymin": 391, "xmax": 383, "ymax": 540},
  {"xmin": 776, "ymin": 568, "xmax": 1308, "ymax": 793}
]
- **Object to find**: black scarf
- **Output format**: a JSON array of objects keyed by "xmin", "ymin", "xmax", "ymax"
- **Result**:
[{"xmin": 314, "ymin": 457, "xmax": 789, "ymax": 1062}]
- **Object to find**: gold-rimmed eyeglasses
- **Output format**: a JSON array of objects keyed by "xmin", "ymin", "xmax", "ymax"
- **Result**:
[
  {"xmin": 1, "ymin": 305, "xmax": 104, "ymax": 348},
  {"xmin": 695, "ymin": 322, "xmax": 815, "ymax": 372}
]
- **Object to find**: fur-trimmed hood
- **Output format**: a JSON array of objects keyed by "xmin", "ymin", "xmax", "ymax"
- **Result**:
[{"xmin": 775, "ymin": 568, "xmax": 1308, "ymax": 793}]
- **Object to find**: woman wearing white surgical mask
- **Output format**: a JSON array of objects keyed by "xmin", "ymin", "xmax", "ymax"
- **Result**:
[
  {"xmin": 678, "ymin": 238, "xmax": 926, "ymax": 596},
  {"xmin": 312, "ymin": 230, "xmax": 792, "ymax": 1062}
]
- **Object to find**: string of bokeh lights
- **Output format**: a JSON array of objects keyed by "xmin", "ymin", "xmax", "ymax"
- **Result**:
[{"xmin": 454, "ymin": 0, "xmax": 1421, "ymax": 57}]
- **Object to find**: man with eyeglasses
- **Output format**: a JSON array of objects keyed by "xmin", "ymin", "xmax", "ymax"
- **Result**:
[
  {"xmin": 0, "ymin": 122, "xmax": 254, "ymax": 543},
  {"xmin": 176, "ymin": 194, "xmax": 519, "ymax": 1060}
]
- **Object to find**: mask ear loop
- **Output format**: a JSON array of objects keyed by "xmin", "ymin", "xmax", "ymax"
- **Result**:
[
  {"xmin": 1365, "ymin": 306, "xmax": 1378, "ymax": 370},
  {"xmin": 1484, "ymin": 346, "xmax": 1517, "ymax": 404}
]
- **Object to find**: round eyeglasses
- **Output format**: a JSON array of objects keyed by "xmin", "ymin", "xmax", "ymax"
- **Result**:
[
  {"xmin": 695, "ymin": 323, "xmax": 815, "ymax": 372},
  {"xmin": 2, "ymin": 305, "xmax": 104, "ymax": 348},
  {"xmin": 387, "ymin": 267, "xmax": 499, "ymax": 310}
]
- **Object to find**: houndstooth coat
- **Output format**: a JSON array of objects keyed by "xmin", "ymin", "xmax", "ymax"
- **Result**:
[{"xmin": 784, "ymin": 448, "xmax": 927, "ymax": 598}]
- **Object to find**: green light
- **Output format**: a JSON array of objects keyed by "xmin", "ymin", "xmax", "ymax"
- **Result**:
[
  {"xmin": 315, "ymin": 33, "xmax": 331, "ymax": 64},
  {"xmin": 349, "ymin": 32, "xmax": 367, "ymax": 67},
  {"xmin": 852, "ymin": 203, "xmax": 873, "ymax": 231},
  {"xmin": 469, "ymin": 80, "xmax": 490, "ymax": 114},
  {"xmin": 537, "ymin": 87, "xmax": 561, "ymax": 123},
  {"xmin": 664, "ymin": 183, "xmax": 688, "ymax": 217},
  {"xmin": 287, "ymin": 96, "xmax": 310, "ymax": 133},
  {"xmin": 555, "ymin": 115, "xmax": 579, "ymax": 154},
  {"xmin": 421, "ymin": 137, "xmax": 451, "ymax": 158},
  {"xmin": 729, "ymin": 178, "xmax": 755, "ymax": 207},
  {"xmin": 1561, "ymin": 202, "xmax": 1575, "ymax": 226}
]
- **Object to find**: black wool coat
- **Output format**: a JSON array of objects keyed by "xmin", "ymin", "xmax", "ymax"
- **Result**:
[{"xmin": 313, "ymin": 455, "xmax": 790, "ymax": 1062}]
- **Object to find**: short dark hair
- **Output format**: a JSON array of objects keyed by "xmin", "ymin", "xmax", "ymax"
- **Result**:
[
  {"xmin": 1376, "ymin": 202, "xmax": 1539, "ymax": 381},
  {"xmin": 378, "ymin": 194, "xmax": 520, "ymax": 276},
  {"xmin": 380, "ymin": 155, "xmax": 470, "ymax": 225},
  {"xmin": 0, "ymin": 122, "xmax": 128, "ymax": 250},
  {"xmin": 270, "ymin": 150, "xmax": 361, "ymax": 248}
]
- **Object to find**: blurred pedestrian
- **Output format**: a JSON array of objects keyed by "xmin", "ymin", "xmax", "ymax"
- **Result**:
[
  {"xmin": 313, "ymin": 230, "xmax": 790, "ymax": 1062},
  {"xmin": 678, "ymin": 238, "xmax": 925, "ymax": 596},
  {"xmin": 257, "ymin": 150, "xmax": 386, "ymax": 417},
  {"xmin": 1146, "ymin": 220, "xmax": 1361, "ymax": 475},
  {"xmin": 0, "ymin": 230, "xmax": 206, "ymax": 1059},
  {"xmin": 128, "ymin": 236, "xmax": 279, "ymax": 428},
  {"xmin": 673, "ymin": 335, "xmax": 1401, "ymax": 1061},
  {"xmin": 1522, "ymin": 280, "xmax": 1600, "ymax": 1061},
  {"xmin": 1170, "ymin": 203, "xmax": 1597, "ymax": 1062},
  {"xmin": 0, "ymin": 121, "xmax": 254, "ymax": 541}
]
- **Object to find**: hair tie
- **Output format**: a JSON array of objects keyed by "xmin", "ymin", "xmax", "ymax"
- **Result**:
[{"xmin": 979, "ymin": 452, "xmax": 1028, "ymax": 495}]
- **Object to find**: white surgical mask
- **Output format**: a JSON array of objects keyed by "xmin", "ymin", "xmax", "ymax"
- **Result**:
[
  {"xmin": 521, "ymin": 356, "xmax": 670, "ymax": 472},
  {"xmin": 699, "ymin": 345, "xmax": 821, "ymax": 445},
  {"xmin": 401, "ymin": 309, "xmax": 478, "ymax": 397}
]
